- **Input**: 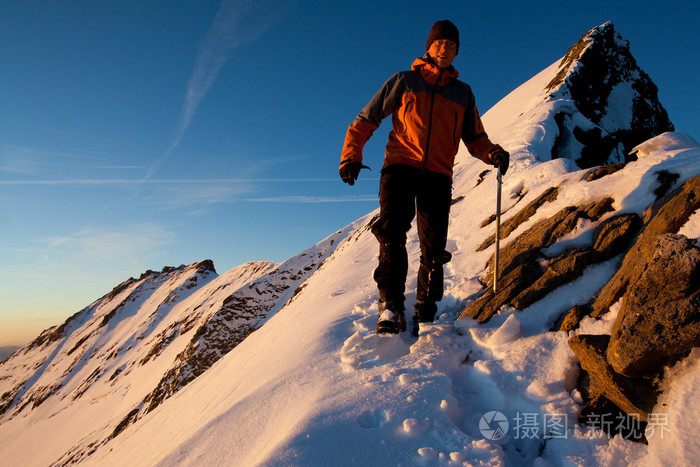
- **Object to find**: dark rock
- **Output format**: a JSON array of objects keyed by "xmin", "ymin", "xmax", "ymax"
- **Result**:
[
  {"xmin": 579, "ymin": 398, "xmax": 648, "ymax": 443},
  {"xmin": 574, "ymin": 126, "xmax": 620, "ymax": 167},
  {"xmin": 552, "ymin": 304, "xmax": 592, "ymax": 332},
  {"xmin": 478, "ymin": 186, "xmax": 559, "ymax": 250},
  {"xmin": 584, "ymin": 163, "xmax": 626, "ymax": 182},
  {"xmin": 549, "ymin": 214, "xmax": 640, "ymax": 331},
  {"xmin": 461, "ymin": 261, "xmax": 543, "ymax": 323},
  {"xmin": 463, "ymin": 191, "xmax": 643, "ymax": 324},
  {"xmin": 652, "ymin": 170, "xmax": 680, "ymax": 199},
  {"xmin": 569, "ymin": 334, "xmax": 658, "ymax": 422},
  {"xmin": 512, "ymin": 248, "xmax": 597, "ymax": 310},
  {"xmin": 591, "ymin": 213, "xmax": 641, "ymax": 258},
  {"xmin": 194, "ymin": 259, "xmax": 217, "ymax": 275},
  {"xmin": 474, "ymin": 169, "xmax": 491, "ymax": 188},
  {"xmin": 607, "ymin": 234, "xmax": 700, "ymax": 377},
  {"xmin": 512, "ymin": 212, "xmax": 640, "ymax": 311}
]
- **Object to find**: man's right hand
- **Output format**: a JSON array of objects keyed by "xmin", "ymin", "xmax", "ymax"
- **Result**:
[
  {"xmin": 339, "ymin": 162, "xmax": 370, "ymax": 185},
  {"xmin": 489, "ymin": 148, "xmax": 510, "ymax": 176}
]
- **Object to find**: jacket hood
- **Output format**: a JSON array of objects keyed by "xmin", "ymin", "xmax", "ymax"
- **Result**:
[{"xmin": 412, "ymin": 54, "xmax": 459, "ymax": 86}]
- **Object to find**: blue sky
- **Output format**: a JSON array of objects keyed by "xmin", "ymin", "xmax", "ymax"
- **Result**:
[{"xmin": 1, "ymin": 0, "xmax": 698, "ymax": 345}]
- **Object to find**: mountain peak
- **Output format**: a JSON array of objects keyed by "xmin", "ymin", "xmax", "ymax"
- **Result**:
[
  {"xmin": 545, "ymin": 21, "xmax": 618, "ymax": 93},
  {"xmin": 545, "ymin": 22, "xmax": 674, "ymax": 168}
]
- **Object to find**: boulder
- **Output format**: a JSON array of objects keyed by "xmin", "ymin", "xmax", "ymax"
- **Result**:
[
  {"xmin": 569, "ymin": 334, "xmax": 658, "ymax": 423},
  {"xmin": 607, "ymin": 234, "xmax": 700, "ymax": 377}
]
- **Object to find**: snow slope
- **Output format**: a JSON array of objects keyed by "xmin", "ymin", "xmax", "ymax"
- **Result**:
[{"xmin": 2, "ymin": 23, "xmax": 699, "ymax": 466}]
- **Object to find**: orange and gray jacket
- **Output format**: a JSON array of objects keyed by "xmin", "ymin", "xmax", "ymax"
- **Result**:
[{"xmin": 340, "ymin": 55, "xmax": 502, "ymax": 179}]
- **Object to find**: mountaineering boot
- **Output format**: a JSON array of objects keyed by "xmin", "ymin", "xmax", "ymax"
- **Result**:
[
  {"xmin": 376, "ymin": 300, "xmax": 407, "ymax": 335},
  {"xmin": 412, "ymin": 300, "xmax": 438, "ymax": 336}
]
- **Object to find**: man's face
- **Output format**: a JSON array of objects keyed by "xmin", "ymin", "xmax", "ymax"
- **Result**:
[{"xmin": 428, "ymin": 39, "xmax": 457, "ymax": 69}]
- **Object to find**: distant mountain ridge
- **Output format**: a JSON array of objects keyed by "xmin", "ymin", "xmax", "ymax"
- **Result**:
[
  {"xmin": 0, "ymin": 347, "xmax": 20, "ymax": 364},
  {"xmin": 0, "ymin": 223, "xmax": 356, "ymax": 464}
]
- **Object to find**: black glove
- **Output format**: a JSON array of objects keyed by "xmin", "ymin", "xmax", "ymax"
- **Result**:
[
  {"xmin": 339, "ymin": 161, "xmax": 370, "ymax": 185},
  {"xmin": 490, "ymin": 148, "xmax": 510, "ymax": 176}
]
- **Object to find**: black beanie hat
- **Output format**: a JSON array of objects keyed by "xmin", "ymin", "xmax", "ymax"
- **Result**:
[{"xmin": 426, "ymin": 20, "xmax": 460, "ymax": 54}]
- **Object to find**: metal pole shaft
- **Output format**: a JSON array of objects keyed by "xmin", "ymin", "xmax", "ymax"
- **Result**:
[{"xmin": 493, "ymin": 168, "xmax": 502, "ymax": 293}]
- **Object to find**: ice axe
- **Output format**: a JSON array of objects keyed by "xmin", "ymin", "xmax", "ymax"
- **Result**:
[{"xmin": 493, "ymin": 167, "xmax": 502, "ymax": 293}]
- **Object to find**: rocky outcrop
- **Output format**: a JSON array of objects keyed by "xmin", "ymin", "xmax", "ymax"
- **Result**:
[
  {"xmin": 460, "ymin": 173, "xmax": 699, "ymax": 436},
  {"xmin": 565, "ymin": 175, "xmax": 700, "ymax": 434},
  {"xmin": 554, "ymin": 173, "xmax": 699, "ymax": 330},
  {"xmin": 478, "ymin": 186, "xmax": 559, "ymax": 251},
  {"xmin": 459, "ymin": 192, "xmax": 641, "ymax": 322}
]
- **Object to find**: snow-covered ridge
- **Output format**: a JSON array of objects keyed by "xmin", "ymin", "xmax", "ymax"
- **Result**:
[{"xmin": 0, "ymin": 222, "xmax": 358, "ymax": 465}]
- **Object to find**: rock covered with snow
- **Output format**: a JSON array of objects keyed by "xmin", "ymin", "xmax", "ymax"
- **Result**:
[
  {"xmin": 546, "ymin": 22, "xmax": 674, "ymax": 168},
  {"xmin": 631, "ymin": 131, "xmax": 700, "ymax": 158},
  {"xmin": 459, "ymin": 190, "xmax": 640, "ymax": 323},
  {"xmin": 558, "ymin": 172, "xmax": 700, "ymax": 440}
]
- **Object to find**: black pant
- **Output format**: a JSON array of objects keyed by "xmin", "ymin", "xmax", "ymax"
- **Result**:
[{"xmin": 371, "ymin": 164, "xmax": 452, "ymax": 311}]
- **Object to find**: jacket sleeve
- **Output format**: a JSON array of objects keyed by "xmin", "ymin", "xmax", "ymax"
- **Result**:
[
  {"xmin": 462, "ymin": 96, "xmax": 502, "ymax": 165},
  {"xmin": 340, "ymin": 73, "xmax": 404, "ymax": 169}
]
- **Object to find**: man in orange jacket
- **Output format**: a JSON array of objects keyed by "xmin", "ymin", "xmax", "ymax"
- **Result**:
[{"xmin": 340, "ymin": 20, "xmax": 509, "ymax": 335}]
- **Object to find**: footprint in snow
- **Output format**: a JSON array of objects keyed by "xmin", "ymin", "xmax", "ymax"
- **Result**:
[
  {"xmin": 340, "ymin": 331, "xmax": 412, "ymax": 371},
  {"xmin": 341, "ymin": 302, "xmax": 414, "ymax": 371},
  {"xmin": 356, "ymin": 408, "xmax": 389, "ymax": 428}
]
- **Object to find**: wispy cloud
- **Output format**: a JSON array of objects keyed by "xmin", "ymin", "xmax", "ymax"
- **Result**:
[
  {"xmin": 44, "ymin": 223, "xmax": 176, "ymax": 262},
  {"xmin": 94, "ymin": 165, "xmax": 146, "ymax": 170},
  {"xmin": 145, "ymin": 0, "xmax": 281, "ymax": 180},
  {"xmin": 245, "ymin": 195, "xmax": 378, "ymax": 203},
  {"xmin": 0, "ymin": 143, "xmax": 106, "ymax": 174},
  {"xmin": 0, "ymin": 178, "xmax": 337, "ymax": 186},
  {"xmin": 0, "ymin": 144, "xmax": 107, "ymax": 162}
]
